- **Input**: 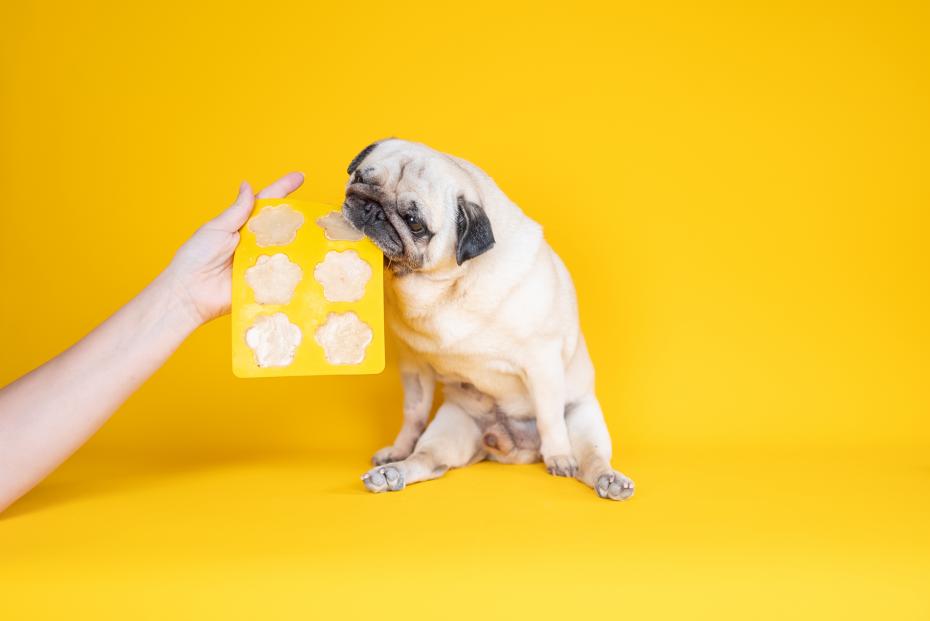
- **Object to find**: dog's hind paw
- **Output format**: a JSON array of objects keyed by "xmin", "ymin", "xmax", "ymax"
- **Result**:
[
  {"xmin": 595, "ymin": 471, "xmax": 635, "ymax": 501},
  {"xmin": 361, "ymin": 465, "xmax": 406, "ymax": 493}
]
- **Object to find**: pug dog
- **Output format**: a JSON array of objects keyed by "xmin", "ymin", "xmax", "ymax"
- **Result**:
[{"xmin": 343, "ymin": 139, "xmax": 634, "ymax": 500}]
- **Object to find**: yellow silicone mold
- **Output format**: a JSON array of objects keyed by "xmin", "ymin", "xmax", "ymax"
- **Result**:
[{"xmin": 232, "ymin": 198, "xmax": 384, "ymax": 377}]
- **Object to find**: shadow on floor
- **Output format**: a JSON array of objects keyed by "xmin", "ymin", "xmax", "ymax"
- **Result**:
[{"xmin": 1, "ymin": 445, "xmax": 345, "ymax": 521}]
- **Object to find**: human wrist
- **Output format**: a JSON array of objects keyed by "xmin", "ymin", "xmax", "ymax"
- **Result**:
[{"xmin": 151, "ymin": 269, "xmax": 207, "ymax": 336}]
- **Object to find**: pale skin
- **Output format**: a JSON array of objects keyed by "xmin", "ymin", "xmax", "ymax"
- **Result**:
[{"xmin": 0, "ymin": 172, "xmax": 304, "ymax": 514}]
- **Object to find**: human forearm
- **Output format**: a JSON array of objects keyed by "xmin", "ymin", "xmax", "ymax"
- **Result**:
[
  {"xmin": 0, "ymin": 273, "xmax": 201, "ymax": 512},
  {"xmin": 0, "ymin": 173, "xmax": 304, "ymax": 514}
]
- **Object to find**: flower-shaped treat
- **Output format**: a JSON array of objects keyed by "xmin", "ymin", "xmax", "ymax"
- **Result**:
[
  {"xmin": 313, "ymin": 250, "xmax": 372, "ymax": 302},
  {"xmin": 314, "ymin": 312, "xmax": 373, "ymax": 365},
  {"xmin": 245, "ymin": 312, "xmax": 302, "ymax": 367},
  {"xmin": 247, "ymin": 204, "xmax": 305, "ymax": 247},
  {"xmin": 245, "ymin": 253, "xmax": 303, "ymax": 305},
  {"xmin": 316, "ymin": 211, "xmax": 364, "ymax": 241}
]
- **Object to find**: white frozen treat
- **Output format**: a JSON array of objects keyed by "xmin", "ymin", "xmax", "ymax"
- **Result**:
[
  {"xmin": 314, "ymin": 312, "xmax": 373, "ymax": 365},
  {"xmin": 245, "ymin": 312, "xmax": 302, "ymax": 367},
  {"xmin": 245, "ymin": 253, "xmax": 303, "ymax": 305},
  {"xmin": 316, "ymin": 211, "xmax": 364, "ymax": 241},
  {"xmin": 313, "ymin": 250, "xmax": 372, "ymax": 302},
  {"xmin": 247, "ymin": 204, "xmax": 304, "ymax": 247}
]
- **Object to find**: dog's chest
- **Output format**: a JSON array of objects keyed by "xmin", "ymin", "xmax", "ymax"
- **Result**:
[
  {"xmin": 388, "ymin": 278, "xmax": 500, "ymax": 353},
  {"xmin": 390, "ymin": 305, "xmax": 526, "ymax": 397},
  {"xmin": 387, "ymin": 275, "xmax": 530, "ymax": 402}
]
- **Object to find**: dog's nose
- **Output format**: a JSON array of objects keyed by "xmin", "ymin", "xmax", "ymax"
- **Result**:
[
  {"xmin": 345, "ymin": 194, "xmax": 384, "ymax": 226},
  {"xmin": 360, "ymin": 201, "xmax": 386, "ymax": 225}
]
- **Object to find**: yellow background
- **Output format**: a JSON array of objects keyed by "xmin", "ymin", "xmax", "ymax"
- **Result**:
[{"xmin": 1, "ymin": 1, "xmax": 928, "ymax": 619}]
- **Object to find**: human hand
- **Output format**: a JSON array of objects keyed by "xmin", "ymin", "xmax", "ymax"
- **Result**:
[{"xmin": 165, "ymin": 172, "xmax": 305, "ymax": 325}]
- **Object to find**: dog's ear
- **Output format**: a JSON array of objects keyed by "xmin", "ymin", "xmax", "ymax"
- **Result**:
[
  {"xmin": 346, "ymin": 142, "xmax": 378, "ymax": 175},
  {"xmin": 347, "ymin": 142, "xmax": 379, "ymax": 175},
  {"xmin": 456, "ymin": 195, "xmax": 495, "ymax": 265},
  {"xmin": 347, "ymin": 137, "xmax": 398, "ymax": 175}
]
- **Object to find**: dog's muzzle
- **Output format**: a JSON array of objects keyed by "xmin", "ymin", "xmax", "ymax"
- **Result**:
[{"xmin": 343, "ymin": 196, "xmax": 403, "ymax": 257}]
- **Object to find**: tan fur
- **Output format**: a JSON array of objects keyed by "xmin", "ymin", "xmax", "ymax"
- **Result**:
[{"xmin": 351, "ymin": 139, "xmax": 634, "ymax": 500}]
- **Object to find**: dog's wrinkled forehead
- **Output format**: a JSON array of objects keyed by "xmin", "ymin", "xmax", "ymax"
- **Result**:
[{"xmin": 347, "ymin": 139, "xmax": 455, "ymax": 199}]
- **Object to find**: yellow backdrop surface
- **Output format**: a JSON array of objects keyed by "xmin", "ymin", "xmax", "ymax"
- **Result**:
[{"xmin": 1, "ymin": 1, "xmax": 928, "ymax": 619}]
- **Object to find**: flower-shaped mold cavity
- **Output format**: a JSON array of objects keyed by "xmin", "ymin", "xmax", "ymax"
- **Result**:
[
  {"xmin": 313, "ymin": 250, "xmax": 372, "ymax": 302},
  {"xmin": 245, "ymin": 253, "xmax": 303, "ymax": 305},
  {"xmin": 316, "ymin": 211, "xmax": 364, "ymax": 241},
  {"xmin": 314, "ymin": 312, "xmax": 373, "ymax": 365},
  {"xmin": 247, "ymin": 204, "xmax": 305, "ymax": 247},
  {"xmin": 245, "ymin": 312, "xmax": 302, "ymax": 367}
]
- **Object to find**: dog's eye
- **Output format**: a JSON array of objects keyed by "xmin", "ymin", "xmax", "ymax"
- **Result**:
[{"xmin": 404, "ymin": 214, "xmax": 425, "ymax": 235}]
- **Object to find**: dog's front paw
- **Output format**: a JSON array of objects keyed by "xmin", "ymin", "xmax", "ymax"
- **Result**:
[
  {"xmin": 595, "ymin": 471, "xmax": 635, "ymax": 501},
  {"xmin": 371, "ymin": 445, "xmax": 412, "ymax": 466},
  {"xmin": 544, "ymin": 454, "xmax": 578, "ymax": 477},
  {"xmin": 361, "ymin": 465, "xmax": 406, "ymax": 493}
]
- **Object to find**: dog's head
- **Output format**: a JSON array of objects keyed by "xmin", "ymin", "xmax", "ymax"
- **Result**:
[{"xmin": 342, "ymin": 139, "xmax": 495, "ymax": 275}]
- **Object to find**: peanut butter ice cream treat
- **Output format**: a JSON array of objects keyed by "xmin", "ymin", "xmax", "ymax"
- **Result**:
[
  {"xmin": 316, "ymin": 211, "xmax": 364, "ymax": 241},
  {"xmin": 245, "ymin": 312, "xmax": 302, "ymax": 367},
  {"xmin": 314, "ymin": 312, "xmax": 373, "ymax": 365},
  {"xmin": 313, "ymin": 250, "xmax": 372, "ymax": 302},
  {"xmin": 244, "ymin": 253, "xmax": 303, "ymax": 305},
  {"xmin": 247, "ymin": 204, "xmax": 305, "ymax": 247}
]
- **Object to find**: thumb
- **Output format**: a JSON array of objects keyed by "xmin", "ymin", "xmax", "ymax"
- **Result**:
[{"xmin": 208, "ymin": 181, "xmax": 254, "ymax": 232}]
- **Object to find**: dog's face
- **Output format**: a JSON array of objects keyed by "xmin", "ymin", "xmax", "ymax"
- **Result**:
[{"xmin": 342, "ymin": 139, "xmax": 495, "ymax": 275}]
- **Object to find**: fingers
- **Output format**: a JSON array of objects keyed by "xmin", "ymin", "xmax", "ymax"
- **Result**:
[
  {"xmin": 256, "ymin": 171, "xmax": 304, "ymax": 199},
  {"xmin": 208, "ymin": 181, "xmax": 254, "ymax": 232},
  {"xmin": 207, "ymin": 172, "xmax": 304, "ymax": 234}
]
